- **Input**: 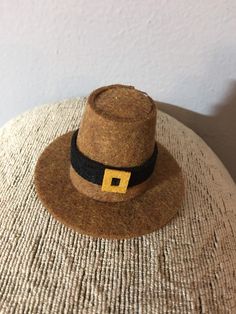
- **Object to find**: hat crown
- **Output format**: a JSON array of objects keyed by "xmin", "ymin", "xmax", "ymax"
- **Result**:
[{"xmin": 77, "ymin": 84, "xmax": 157, "ymax": 167}]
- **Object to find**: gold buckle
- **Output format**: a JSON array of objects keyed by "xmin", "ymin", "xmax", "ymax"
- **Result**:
[{"xmin": 101, "ymin": 169, "xmax": 131, "ymax": 193}]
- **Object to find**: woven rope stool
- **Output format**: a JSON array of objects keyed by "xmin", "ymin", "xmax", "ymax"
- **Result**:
[{"xmin": 0, "ymin": 98, "xmax": 235, "ymax": 313}]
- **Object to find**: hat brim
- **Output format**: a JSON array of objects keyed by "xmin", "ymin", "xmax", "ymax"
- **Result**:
[{"xmin": 34, "ymin": 131, "xmax": 184, "ymax": 239}]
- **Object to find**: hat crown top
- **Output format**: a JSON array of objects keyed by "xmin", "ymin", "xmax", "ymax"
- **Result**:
[{"xmin": 93, "ymin": 85, "xmax": 154, "ymax": 121}]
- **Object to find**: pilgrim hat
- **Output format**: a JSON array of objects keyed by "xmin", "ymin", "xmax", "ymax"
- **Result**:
[{"xmin": 34, "ymin": 84, "xmax": 184, "ymax": 239}]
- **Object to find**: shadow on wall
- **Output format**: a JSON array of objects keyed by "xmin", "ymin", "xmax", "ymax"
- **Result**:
[{"xmin": 157, "ymin": 80, "xmax": 236, "ymax": 182}]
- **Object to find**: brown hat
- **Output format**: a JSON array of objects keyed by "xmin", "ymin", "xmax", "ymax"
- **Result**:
[{"xmin": 34, "ymin": 84, "xmax": 184, "ymax": 239}]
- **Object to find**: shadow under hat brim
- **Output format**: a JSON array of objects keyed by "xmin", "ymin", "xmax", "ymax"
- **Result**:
[{"xmin": 34, "ymin": 131, "xmax": 184, "ymax": 239}]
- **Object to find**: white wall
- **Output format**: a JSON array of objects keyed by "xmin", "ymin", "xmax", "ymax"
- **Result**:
[{"xmin": 0, "ymin": 0, "xmax": 236, "ymax": 179}]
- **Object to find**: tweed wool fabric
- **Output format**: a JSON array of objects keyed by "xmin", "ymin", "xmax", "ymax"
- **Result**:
[{"xmin": 0, "ymin": 99, "xmax": 236, "ymax": 313}]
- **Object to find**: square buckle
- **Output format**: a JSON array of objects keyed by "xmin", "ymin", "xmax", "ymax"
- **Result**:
[{"xmin": 101, "ymin": 169, "xmax": 131, "ymax": 193}]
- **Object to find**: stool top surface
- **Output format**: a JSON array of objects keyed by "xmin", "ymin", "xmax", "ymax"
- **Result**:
[{"xmin": 0, "ymin": 98, "xmax": 235, "ymax": 313}]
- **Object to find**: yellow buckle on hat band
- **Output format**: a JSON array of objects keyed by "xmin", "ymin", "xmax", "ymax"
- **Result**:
[{"xmin": 101, "ymin": 169, "xmax": 131, "ymax": 193}]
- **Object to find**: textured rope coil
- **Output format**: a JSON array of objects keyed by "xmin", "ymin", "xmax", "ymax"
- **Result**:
[{"xmin": 0, "ymin": 98, "xmax": 235, "ymax": 313}]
